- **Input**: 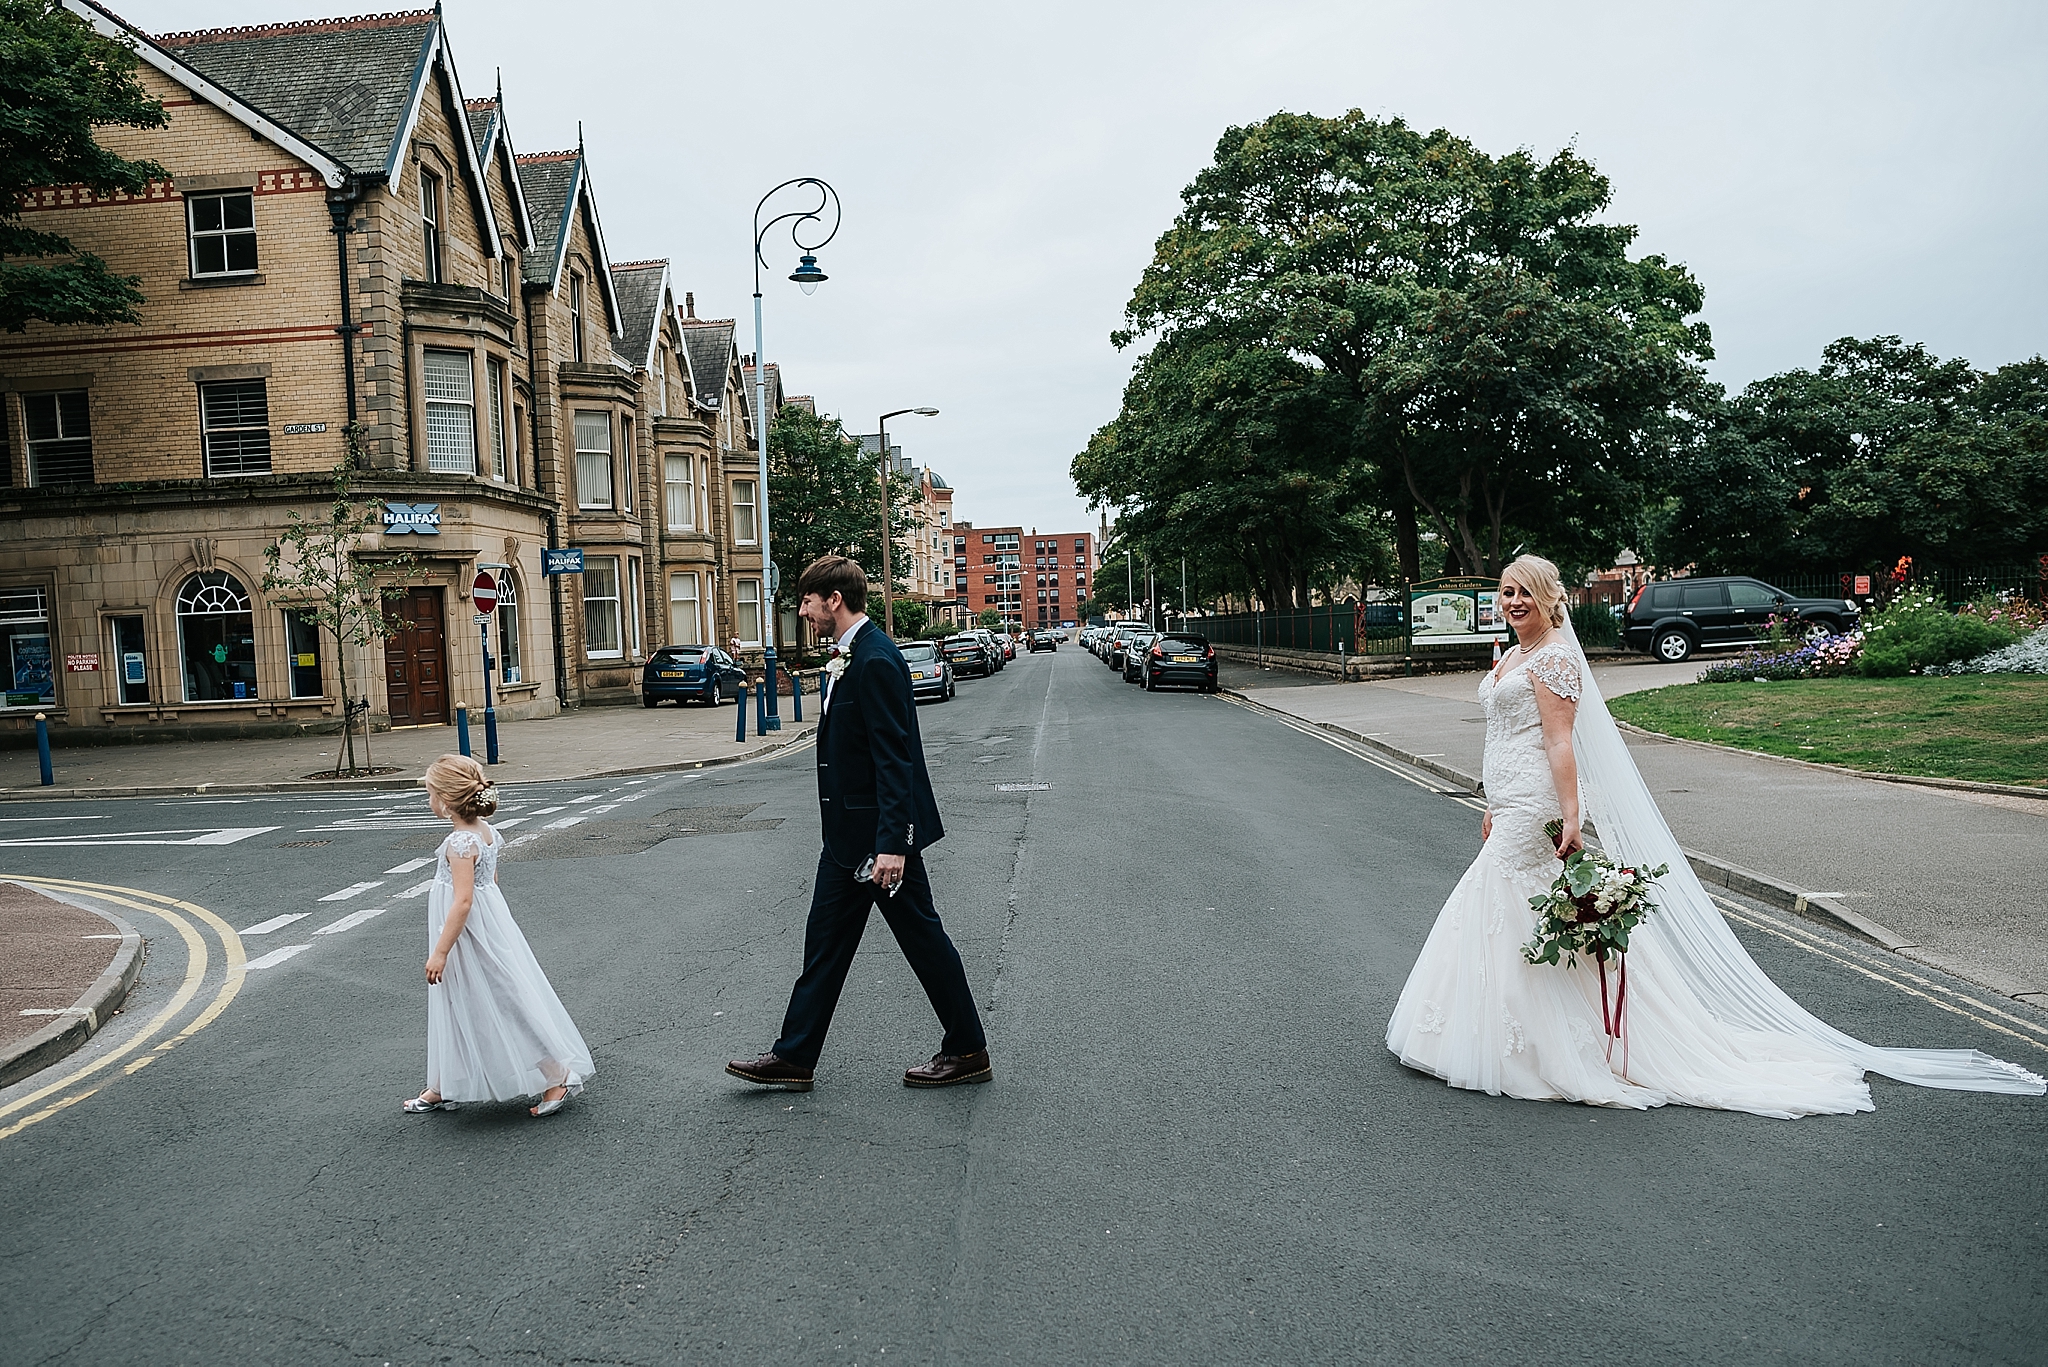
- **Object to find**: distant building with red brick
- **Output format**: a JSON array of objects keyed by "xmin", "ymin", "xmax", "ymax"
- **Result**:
[{"xmin": 951, "ymin": 524, "xmax": 1095, "ymax": 630}]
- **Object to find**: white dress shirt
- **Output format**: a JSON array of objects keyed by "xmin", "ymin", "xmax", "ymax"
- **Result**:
[{"xmin": 822, "ymin": 614, "xmax": 869, "ymax": 714}]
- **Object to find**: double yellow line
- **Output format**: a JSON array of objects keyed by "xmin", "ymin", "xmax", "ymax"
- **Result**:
[{"xmin": 0, "ymin": 878, "xmax": 244, "ymax": 1142}]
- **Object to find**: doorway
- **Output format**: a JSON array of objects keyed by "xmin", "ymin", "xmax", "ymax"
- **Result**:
[{"xmin": 382, "ymin": 587, "xmax": 448, "ymax": 725}]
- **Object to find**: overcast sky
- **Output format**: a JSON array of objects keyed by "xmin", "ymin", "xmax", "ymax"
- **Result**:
[{"xmin": 128, "ymin": 1, "xmax": 2048, "ymax": 536}]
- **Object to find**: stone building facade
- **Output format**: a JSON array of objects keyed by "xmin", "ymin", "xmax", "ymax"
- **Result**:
[{"xmin": 0, "ymin": 3, "xmax": 777, "ymax": 740}]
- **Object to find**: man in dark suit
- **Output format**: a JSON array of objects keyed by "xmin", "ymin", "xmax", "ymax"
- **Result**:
[{"xmin": 727, "ymin": 555, "xmax": 990, "ymax": 1092}]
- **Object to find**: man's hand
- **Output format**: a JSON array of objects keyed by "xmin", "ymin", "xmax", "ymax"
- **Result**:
[{"xmin": 872, "ymin": 853, "xmax": 907, "ymax": 892}]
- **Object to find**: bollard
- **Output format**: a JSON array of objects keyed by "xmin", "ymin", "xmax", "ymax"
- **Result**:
[
  {"xmin": 755, "ymin": 676, "xmax": 769, "ymax": 734},
  {"xmin": 456, "ymin": 704, "xmax": 471, "ymax": 757},
  {"xmin": 735, "ymin": 682, "xmax": 749, "ymax": 741},
  {"xmin": 790, "ymin": 670, "xmax": 803, "ymax": 723},
  {"xmin": 36, "ymin": 712, "xmax": 53, "ymax": 786},
  {"xmin": 484, "ymin": 705, "xmax": 499, "ymax": 766}
]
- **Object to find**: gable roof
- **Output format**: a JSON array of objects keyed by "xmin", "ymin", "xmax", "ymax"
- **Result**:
[
  {"xmin": 676, "ymin": 317, "xmax": 737, "ymax": 416},
  {"xmin": 514, "ymin": 150, "xmax": 619, "ymax": 335},
  {"xmin": 463, "ymin": 96, "xmax": 533, "ymax": 250},
  {"xmin": 742, "ymin": 361, "xmax": 785, "ymax": 418},
  {"xmin": 67, "ymin": 2, "xmax": 499, "ymax": 251},
  {"xmin": 608, "ymin": 260, "xmax": 669, "ymax": 372}
]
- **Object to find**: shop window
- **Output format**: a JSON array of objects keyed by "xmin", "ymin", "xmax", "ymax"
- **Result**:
[
  {"xmin": 664, "ymin": 454, "xmax": 694, "ymax": 531},
  {"xmin": 108, "ymin": 614, "xmax": 149, "ymax": 705},
  {"xmin": 1, "ymin": 586, "xmax": 55, "ymax": 708},
  {"xmin": 424, "ymin": 349, "xmax": 476, "ymax": 473},
  {"xmin": 176, "ymin": 571, "xmax": 256, "ymax": 702},
  {"xmin": 496, "ymin": 574, "xmax": 522, "ymax": 684},
  {"xmin": 284, "ymin": 608, "xmax": 323, "ymax": 697},
  {"xmin": 574, "ymin": 411, "xmax": 612, "ymax": 508},
  {"xmin": 24, "ymin": 391, "xmax": 93, "ymax": 485},
  {"xmin": 582, "ymin": 556, "xmax": 621, "ymax": 658},
  {"xmin": 732, "ymin": 481, "xmax": 758, "ymax": 543},
  {"xmin": 668, "ymin": 572, "xmax": 701, "ymax": 645},
  {"xmin": 187, "ymin": 191, "xmax": 257, "ymax": 277},
  {"xmin": 736, "ymin": 577, "xmax": 762, "ymax": 647},
  {"xmin": 199, "ymin": 379, "xmax": 271, "ymax": 476}
]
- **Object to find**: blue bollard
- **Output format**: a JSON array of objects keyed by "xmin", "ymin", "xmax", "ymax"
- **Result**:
[
  {"xmin": 483, "ymin": 705, "xmax": 499, "ymax": 766},
  {"xmin": 755, "ymin": 676, "xmax": 768, "ymax": 734},
  {"xmin": 790, "ymin": 670, "xmax": 803, "ymax": 723},
  {"xmin": 36, "ymin": 712, "xmax": 53, "ymax": 786},
  {"xmin": 735, "ymin": 682, "xmax": 749, "ymax": 741},
  {"xmin": 456, "ymin": 704, "xmax": 471, "ymax": 757}
]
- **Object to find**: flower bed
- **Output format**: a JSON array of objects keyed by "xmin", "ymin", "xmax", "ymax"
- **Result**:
[{"xmin": 1932, "ymin": 625, "xmax": 2048, "ymax": 676}]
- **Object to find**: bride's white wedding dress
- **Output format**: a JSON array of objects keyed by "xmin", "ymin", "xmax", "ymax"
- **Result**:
[{"xmin": 1386, "ymin": 635, "xmax": 2043, "ymax": 1118}]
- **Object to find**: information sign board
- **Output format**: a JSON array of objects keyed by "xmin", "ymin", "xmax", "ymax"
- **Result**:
[
  {"xmin": 542, "ymin": 548, "xmax": 585, "ymax": 576},
  {"xmin": 1408, "ymin": 576, "xmax": 1511, "ymax": 645}
]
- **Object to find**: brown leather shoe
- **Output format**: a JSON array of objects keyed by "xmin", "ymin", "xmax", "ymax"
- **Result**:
[
  {"xmin": 904, "ymin": 1049, "xmax": 992, "ymax": 1088},
  {"xmin": 726, "ymin": 1052, "xmax": 815, "ymax": 1092}
]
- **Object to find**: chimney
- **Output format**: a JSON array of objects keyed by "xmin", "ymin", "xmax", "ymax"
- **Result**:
[{"xmin": 685, "ymin": 291, "xmax": 695, "ymax": 318}]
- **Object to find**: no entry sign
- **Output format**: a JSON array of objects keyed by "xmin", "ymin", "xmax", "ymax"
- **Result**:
[{"xmin": 472, "ymin": 570, "xmax": 498, "ymax": 615}]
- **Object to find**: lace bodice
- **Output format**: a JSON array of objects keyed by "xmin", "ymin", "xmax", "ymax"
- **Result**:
[
  {"xmin": 1476, "ymin": 643, "xmax": 1583, "ymax": 877},
  {"xmin": 435, "ymin": 824, "xmax": 501, "ymax": 887}
]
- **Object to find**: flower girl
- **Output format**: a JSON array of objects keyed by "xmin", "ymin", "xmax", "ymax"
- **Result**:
[{"xmin": 403, "ymin": 754, "xmax": 594, "ymax": 1118}]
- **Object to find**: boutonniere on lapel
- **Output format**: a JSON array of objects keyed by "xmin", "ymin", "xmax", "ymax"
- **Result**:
[{"xmin": 823, "ymin": 646, "xmax": 849, "ymax": 684}]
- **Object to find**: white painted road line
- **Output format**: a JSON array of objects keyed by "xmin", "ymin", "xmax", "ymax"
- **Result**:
[
  {"xmin": 614, "ymin": 793, "xmax": 646, "ymax": 803},
  {"xmin": 242, "ymin": 944, "xmax": 314, "ymax": 971},
  {"xmin": 241, "ymin": 912, "xmax": 312, "ymax": 935},
  {"xmin": 314, "ymin": 908, "xmax": 386, "ymax": 935},
  {"xmin": 318, "ymin": 881, "xmax": 384, "ymax": 902},
  {"xmin": 510, "ymin": 833, "xmax": 541, "ymax": 846},
  {"xmin": 0, "ymin": 825, "xmax": 282, "ymax": 848},
  {"xmin": 493, "ymin": 817, "xmax": 529, "ymax": 829},
  {"xmin": 569, "ymin": 795, "xmax": 604, "ymax": 805},
  {"xmin": 394, "ymin": 879, "xmax": 435, "ymax": 899},
  {"xmin": 385, "ymin": 857, "xmax": 434, "ymax": 874},
  {"xmin": 543, "ymin": 815, "xmax": 587, "ymax": 830},
  {"xmin": 587, "ymin": 804, "xmax": 619, "ymax": 814},
  {"xmin": 530, "ymin": 806, "xmax": 566, "ymax": 815}
]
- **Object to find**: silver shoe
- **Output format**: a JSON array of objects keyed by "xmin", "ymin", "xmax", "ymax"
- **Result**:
[
  {"xmin": 530, "ymin": 1092, "xmax": 570, "ymax": 1117},
  {"xmin": 402, "ymin": 1095, "xmax": 456, "ymax": 1114}
]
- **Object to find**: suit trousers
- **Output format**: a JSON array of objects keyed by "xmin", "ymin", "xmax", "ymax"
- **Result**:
[{"xmin": 774, "ymin": 849, "xmax": 987, "ymax": 1068}]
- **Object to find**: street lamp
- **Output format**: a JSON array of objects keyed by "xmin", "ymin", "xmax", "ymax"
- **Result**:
[
  {"xmin": 752, "ymin": 177, "xmax": 842, "ymax": 731},
  {"xmin": 876, "ymin": 406, "xmax": 939, "ymax": 637}
]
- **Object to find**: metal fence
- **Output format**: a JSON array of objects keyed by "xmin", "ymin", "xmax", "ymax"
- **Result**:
[
  {"xmin": 1761, "ymin": 564, "xmax": 2045, "ymax": 606},
  {"xmin": 1184, "ymin": 601, "xmax": 1490, "ymax": 661}
]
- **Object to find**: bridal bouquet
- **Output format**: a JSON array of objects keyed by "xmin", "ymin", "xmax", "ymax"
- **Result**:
[{"xmin": 1520, "ymin": 821, "xmax": 1669, "ymax": 970}]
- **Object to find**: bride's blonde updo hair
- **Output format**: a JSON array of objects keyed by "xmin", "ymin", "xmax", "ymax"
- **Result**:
[
  {"xmin": 424, "ymin": 753, "xmax": 499, "ymax": 818},
  {"xmin": 1500, "ymin": 554, "xmax": 1569, "ymax": 630}
]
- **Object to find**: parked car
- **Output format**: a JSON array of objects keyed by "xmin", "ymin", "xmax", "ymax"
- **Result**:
[
  {"xmin": 943, "ymin": 633, "xmax": 994, "ymax": 678},
  {"xmin": 1120, "ymin": 632, "xmax": 1159, "ymax": 682},
  {"xmin": 1000, "ymin": 634, "xmax": 1017, "ymax": 660},
  {"xmin": 1106, "ymin": 624, "xmax": 1153, "ymax": 670},
  {"xmin": 899, "ymin": 639, "xmax": 955, "ymax": 702},
  {"xmin": 642, "ymin": 645, "xmax": 745, "ymax": 707},
  {"xmin": 971, "ymin": 629, "xmax": 1008, "ymax": 670},
  {"xmin": 1622, "ymin": 576, "xmax": 1861, "ymax": 663},
  {"xmin": 1140, "ymin": 631, "xmax": 1220, "ymax": 692},
  {"xmin": 1028, "ymin": 630, "xmax": 1057, "ymax": 653}
]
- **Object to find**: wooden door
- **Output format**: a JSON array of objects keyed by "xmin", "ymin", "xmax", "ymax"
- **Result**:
[{"xmin": 383, "ymin": 587, "xmax": 449, "ymax": 726}]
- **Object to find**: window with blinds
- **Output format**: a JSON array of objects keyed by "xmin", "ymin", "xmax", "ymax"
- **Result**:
[
  {"xmin": 574, "ymin": 410, "xmax": 612, "ymax": 507},
  {"xmin": 664, "ymin": 454, "xmax": 694, "ymax": 530},
  {"xmin": 423, "ymin": 349, "xmax": 476, "ymax": 473},
  {"xmin": 198, "ymin": 380, "xmax": 271, "ymax": 476}
]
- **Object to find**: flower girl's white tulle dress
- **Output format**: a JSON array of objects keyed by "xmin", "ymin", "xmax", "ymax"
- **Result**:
[
  {"xmin": 1386, "ymin": 640, "xmax": 2041, "ymax": 1119},
  {"xmin": 425, "ymin": 825, "xmax": 593, "ymax": 1103}
]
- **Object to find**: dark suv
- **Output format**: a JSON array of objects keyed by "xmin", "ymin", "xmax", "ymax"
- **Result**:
[{"xmin": 1622, "ymin": 576, "xmax": 1860, "ymax": 663}]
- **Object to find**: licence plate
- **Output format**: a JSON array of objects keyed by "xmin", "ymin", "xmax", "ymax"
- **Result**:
[
  {"xmin": 1172, "ymin": 655, "xmax": 1197, "ymax": 663},
  {"xmin": 660, "ymin": 671, "xmax": 688, "ymax": 678}
]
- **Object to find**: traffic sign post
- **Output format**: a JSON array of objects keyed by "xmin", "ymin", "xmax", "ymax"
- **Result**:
[{"xmin": 472, "ymin": 567, "xmax": 503, "ymax": 765}]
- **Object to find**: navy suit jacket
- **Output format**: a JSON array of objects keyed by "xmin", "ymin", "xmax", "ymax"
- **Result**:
[{"xmin": 816, "ymin": 620, "xmax": 944, "ymax": 868}]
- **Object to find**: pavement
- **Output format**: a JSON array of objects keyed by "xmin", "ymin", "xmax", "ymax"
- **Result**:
[
  {"xmin": 1218, "ymin": 656, "xmax": 2048, "ymax": 1008},
  {"xmin": 0, "ymin": 693, "xmax": 813, "ymax": 798},
  {"xmin": 2, "ymin": 645, "xmax": 2044, "ymax": 1363}
]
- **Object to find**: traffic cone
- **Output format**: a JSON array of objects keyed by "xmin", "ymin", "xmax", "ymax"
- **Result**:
[{"xmin": 1492, "ymin": 637, "xmax": 1503, "ymax": 666}]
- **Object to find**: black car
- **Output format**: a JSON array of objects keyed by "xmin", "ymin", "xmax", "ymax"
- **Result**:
[
  {"xmin": 942, "ymin": 633, "xmax": 993, "ymax": 678},
  {"xmin": 1028, "ymin": 631, "xmax": 1057, "ymax": 653},
  {"xmin": 1623, "ymin": 576, "xmax": 1860, "ymax": 663},
  {"xmin": 899, "ymin": 639, "xmax": 955, "ymax": 703},
  {"xmin": 642, "ymin": 645, "xmax": 746, "ymax": 706},
  {"xmin": 1120, "ymin": 632, "xmax": 1159, "ymax": 683},
  {"xmin": 1139, "ymin": 631, "xmax": 1219, "ymax": 692}
]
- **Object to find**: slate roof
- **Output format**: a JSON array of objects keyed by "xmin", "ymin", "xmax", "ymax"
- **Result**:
[
  {"xmin": 609, "ymin": 260, "xmax": 668, "ymax": 371},
  {"xmin": 742, "ymin": 361, "xmax": 785, "ymax": 416},
  {"xmin": 514, "ymin": 153, "xmax": 579, "ymax": 286},
  {"xmin": 464, "ymin": 99, "xmax": 497, "ymax": 159},
  {"xmin": 154, "ymin": 11, "xmax": 438, "ymax": 178},
  {"xmin": 677, "ymin": 318, "xmax": 737, "ymax": 414}
]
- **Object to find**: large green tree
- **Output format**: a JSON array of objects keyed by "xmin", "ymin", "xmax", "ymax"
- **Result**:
[
  {"xmin": 765, "ymin": 404, "xmax": 921, "ymax": 612},
  {"xmin": 0, "ymin": 0, "xmax": 168, "ymax": 332},
  {"xmin": 1651, "ymin": 337, "xmax": 2048, "ymax": 573},
  {"xmin": 1103, "ymin": 111, "xmax": 1711, "ymax": 583}
]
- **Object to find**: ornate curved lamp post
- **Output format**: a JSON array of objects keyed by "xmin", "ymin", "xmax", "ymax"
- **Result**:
[
  {"xmin": 751, "ymin": 177, "xmax": 841, "ymax": 730},
  {"xmin": 875, "ymin": 406, "xmax": 938, "ymax": 636}
]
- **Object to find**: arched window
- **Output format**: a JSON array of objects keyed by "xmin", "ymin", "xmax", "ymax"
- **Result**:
[
  {"xmin": 177, "ymin": 570, "xmax": 257, "ymax": 701},
  {"xmin": 496, "ymin": 573, "xmax": 522, "ymax": 684}
]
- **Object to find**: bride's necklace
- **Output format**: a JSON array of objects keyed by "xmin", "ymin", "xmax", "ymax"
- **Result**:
[{"xmin": 1514, "ymin": 624, "xmax": 1555, "ymax": 657}]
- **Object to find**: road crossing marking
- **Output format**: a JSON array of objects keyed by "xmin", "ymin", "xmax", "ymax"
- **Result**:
[
  {"xmin": 318, "ymin": 881, "xmax": 383, "ymax": 902},
  {"xmin": 587, "ymin": 804, "xmax": 619, "ymax": 814},
  {"xmin": 493, "ymin": 817, "xmax": 529, "ymax": 828},
  {"xmin": 0, "ymin": 816, "xmax": 107, "ymax": 823},
  {"xmin": 544, "ymin": 815, "xmax": 587, "ymax": 829},
  {"xmin": 569, "ymin": 795, "xmax": 604, "ymax": 804},
  {"xmin": 313, "ymin": 908, "xmax": 386, "ymax": 936},
  {"xmin": 385, "ymin": 857, "xmax": 434, "ymax": 874},
  {"xmin": 0, "ymin": 825, "xmax": 280, "ymax": 848},
  {"xmin": 530, "ymin": 806, "xmax": 566, "ymax": 815},
  {"xmin": 394, "ymin": 879, "xmax": 435, "ymax": 899},
  {"xmin": 243, "ymin": 944, "xmax": 313, "ymax": 971},
  {"xmin": 510, "ymin": 833, "xmax": 541, "ymax": 846},
  {"xmin": 241, "ymin": 912, "xmax": 311, "ymax": 935}
]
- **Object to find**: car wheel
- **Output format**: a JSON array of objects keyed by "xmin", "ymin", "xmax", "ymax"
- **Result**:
[
  {"xmin": 1653, "ymin": 628, "xmax": 1695, "ymax": 663},
  {"xmin": 1807, "ymin": 615, "xmax": 1844, "ymax": 636},
  {"xmin": 1144, "ymin": 673, "xmax": 1157, "ymax": 691},
  {"xmin": 643, "ymin": 695, "xmax": 658, "ymax": 709}
]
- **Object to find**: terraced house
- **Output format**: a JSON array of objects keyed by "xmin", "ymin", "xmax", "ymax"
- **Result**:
[{"xmin": 0, "ymin": 2, "xmax": 772, "ymax": 740}]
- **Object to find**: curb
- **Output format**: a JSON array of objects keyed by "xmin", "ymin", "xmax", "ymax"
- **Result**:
[
  {"xmin": 0, "ymin": 902, "xmax": 144, "ymax": 1089},
  {"xmin": 0, "ymin": 725, "xmax": 819, "ymax": 804},
  {"xmin": 1222, "ymin": 688, "xmax": 2046, "ymax": 1010},
  {"xmin": 1611, "ymin": 720, "xmax": 2048, "ymax": 802}
]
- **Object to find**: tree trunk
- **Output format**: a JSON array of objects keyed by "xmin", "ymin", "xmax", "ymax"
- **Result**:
[{"xmin": 333, "ymin": 626, "xmax": 355, "ymax": 777}]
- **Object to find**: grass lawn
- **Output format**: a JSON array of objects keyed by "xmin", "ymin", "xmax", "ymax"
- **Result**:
[{"xmin": 1607, "ymin": 675, "xmax": 2048, "ymax": 788}]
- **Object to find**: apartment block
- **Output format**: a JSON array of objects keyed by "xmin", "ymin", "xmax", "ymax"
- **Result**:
[{"xmin": 952, "ymin": 525, "xmax": 1095, "ymax": 630}]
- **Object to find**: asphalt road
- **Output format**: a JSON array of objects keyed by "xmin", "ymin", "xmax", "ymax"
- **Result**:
[{"xmin": 3, "ymin": 644, "xmax": 2044, "ymax": 1365}]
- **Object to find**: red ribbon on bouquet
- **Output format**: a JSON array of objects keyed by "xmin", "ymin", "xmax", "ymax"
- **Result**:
[{"xmin": 1595, "ymin": 948, "xmax": 1630, "ymax": 1079}]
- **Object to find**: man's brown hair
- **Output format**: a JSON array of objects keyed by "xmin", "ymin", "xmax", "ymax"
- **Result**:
[{"xmin": 796, "ymin": 554, "xmax": 868, "ymax": 613}]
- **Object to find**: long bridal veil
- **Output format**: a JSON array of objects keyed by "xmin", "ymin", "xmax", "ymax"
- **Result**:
[{"xmin": 1559, "ymin": 614, "xmax": 2044, "ymax": 1095}]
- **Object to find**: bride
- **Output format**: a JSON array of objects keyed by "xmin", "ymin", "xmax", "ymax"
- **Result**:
[{"xmin": 1386, "ymin": 554, "xmax": 2044, "ymax": 1118}]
